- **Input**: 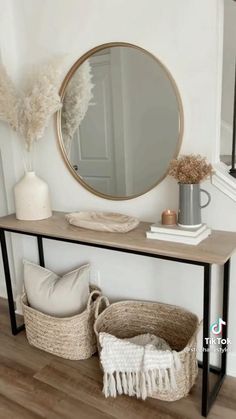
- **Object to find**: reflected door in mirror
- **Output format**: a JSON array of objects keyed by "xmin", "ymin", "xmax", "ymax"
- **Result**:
[{"xmin": 58, "ymin": 43, "xmax": 183, "ymax": 199}]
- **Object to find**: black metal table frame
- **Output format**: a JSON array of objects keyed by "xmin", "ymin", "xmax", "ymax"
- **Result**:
[{"xmin": 0, "ymin": 227, "xmax": 230, "ymax": 417}]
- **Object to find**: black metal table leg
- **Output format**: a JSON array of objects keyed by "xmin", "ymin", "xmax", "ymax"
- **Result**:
[
  {"xmin": 0, "ymin": 229, "xmax": 25, "ymax": 335},
  {"xmin": 0, "ymin": 225, "xmax": 231, "ymax": 417},
  {"xmin": 222, "ymin": 259, "xmax": 230, "ymax": 374},
  {"xmin": 37, "ymin": 236, "xmax": 45, "ymax": 267},
  {"xmin": 201, "ymin": 259, "xmax": 230, "ymax": 417},
  {"xmin": 202, "ymin": 263, "xmax": 211, "ymax": 416}
]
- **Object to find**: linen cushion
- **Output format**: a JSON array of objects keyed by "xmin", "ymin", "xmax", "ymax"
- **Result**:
[{"xmin": 23, "ymin": 260, "xmax": 90, "ymax": 317}]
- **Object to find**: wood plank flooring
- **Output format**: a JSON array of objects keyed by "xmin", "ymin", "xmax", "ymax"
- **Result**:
[{"xmin": 0, "ymin": 298, "xmax": 236, "ymax": 419}]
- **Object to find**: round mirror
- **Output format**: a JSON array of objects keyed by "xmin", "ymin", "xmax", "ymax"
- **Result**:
[{"xmin": 57, "ymin": 43, "xmax": 184, "ymax": 200}]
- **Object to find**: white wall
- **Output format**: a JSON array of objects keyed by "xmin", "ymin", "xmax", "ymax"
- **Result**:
[
  {"xmin": 1, "ymin": 0, "xmax": 236, "ymax": 376},
  {"xmin": 0, "ymin": 1, "xmax": 25, "ymax": 301},
  {"xmin": 221, "ymin": 0, "xmax": 236, "ymax": 126},
  {"xmin": 220, "ymin": 0, "xmax": 236, "ymax": 155}
]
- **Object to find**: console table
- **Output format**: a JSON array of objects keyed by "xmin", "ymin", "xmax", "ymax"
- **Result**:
[{"xmin": 1, "ymin": 211, "xmax": 236, "ymax": 417}]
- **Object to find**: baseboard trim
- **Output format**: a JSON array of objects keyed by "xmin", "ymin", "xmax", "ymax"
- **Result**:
[
  {"xmin": 0, "ymin": 287, "xmax": 6, "ymax": 299},
  {"xmin": 227, "ymin": 353, "xmax": 236, "ymax": 377}
]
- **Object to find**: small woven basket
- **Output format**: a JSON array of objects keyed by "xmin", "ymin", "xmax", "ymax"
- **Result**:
[
  {"xmin": 94, "ymin": 297, "xmax": 200, "ymax": 402},
  {"xmin": 22, "ymin": 287, "xmax": 101, "ymax": 360}
]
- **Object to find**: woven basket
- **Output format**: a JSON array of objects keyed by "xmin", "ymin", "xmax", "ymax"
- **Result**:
[
  {"xmin": 22, "ymin": 287, "xmax": 101, "ymax": 360},
  {"xmin": 94, "ymin": 297, "xmax": 200, "ymax": 402}
]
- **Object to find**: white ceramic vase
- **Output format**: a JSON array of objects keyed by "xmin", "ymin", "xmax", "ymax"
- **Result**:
[{"xmin": 14, "ymin": 171, "xmax": 52, "ymax": 221}]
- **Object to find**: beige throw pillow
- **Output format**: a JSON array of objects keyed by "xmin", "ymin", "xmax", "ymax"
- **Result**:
[{"xmin": 23, "ymin": 260, "xmax": 90, "ymax": 317}]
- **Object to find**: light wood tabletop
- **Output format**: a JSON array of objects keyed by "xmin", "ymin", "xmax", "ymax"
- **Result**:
[{"xmin": 0, "ymin": 211, "xmax": 236, "ymax": 265}]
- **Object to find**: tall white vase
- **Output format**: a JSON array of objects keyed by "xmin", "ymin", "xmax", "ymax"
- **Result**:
[{"xmin": 14, "ymin": 172, "xmax": 52, "ymax": 221}]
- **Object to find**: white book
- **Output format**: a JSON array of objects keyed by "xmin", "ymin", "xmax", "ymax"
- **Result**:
[
  {"xmin": 150, "ymin": 222, "xmax": 207, "ymax": 237},
  {"xmin": 146, "ymin": 228, "xmax": 211, "ymax": 245}
]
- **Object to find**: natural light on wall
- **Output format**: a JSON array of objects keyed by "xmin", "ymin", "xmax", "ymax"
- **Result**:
[{"xmin": 220, "ymin": 0, "xmax": 236, "ymax": 167}]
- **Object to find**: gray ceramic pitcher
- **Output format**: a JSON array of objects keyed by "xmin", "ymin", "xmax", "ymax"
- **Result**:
[{"xmin": 178, "ymin": 183, "xmax": 211, "ymax": 228}]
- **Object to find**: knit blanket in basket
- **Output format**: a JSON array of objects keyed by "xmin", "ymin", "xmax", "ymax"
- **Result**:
[{"xmin": 99, "ymin": 332, "xmax": 181, "ymax": 400}]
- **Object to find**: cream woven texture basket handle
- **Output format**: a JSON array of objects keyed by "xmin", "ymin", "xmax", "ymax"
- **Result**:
[
  {"xmin": 187, "ymin": 319, "xmax": 203, "ymax": 348},
  {"xmin": 86, "ymin": 289, "xmax": 102, "ymax": 312},
  {"xmin": 94, "ymin": 295, "xmax": 110, "ymax": 319}
]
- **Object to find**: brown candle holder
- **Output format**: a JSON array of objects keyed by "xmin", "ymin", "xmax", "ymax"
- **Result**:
[{"xmin": 161, "ymin": 209, "xmax": 177, "ymax": 225}]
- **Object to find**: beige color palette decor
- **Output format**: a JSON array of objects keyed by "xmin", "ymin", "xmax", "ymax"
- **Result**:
[
  {"xmin": 0, "ymin": 212, "xmax": 235, "ymax": 415},
  {"xmin": 99, "ymin": 332, "xmax": 181, "ymax": 399},
  {"xmin": 0, "ymin": 60, "xmax": 62, "ymax": 159},
  {"xmin": 1, "ymin": 212, "xmax": 236, "ymax": 265},
  {"xmin": 23, "ymin": 260, "xmax": 90, "ymax": 317},
  {"xmin": 61, "ymin": 60, "xmax": 94, "ymax": 154},
  {"xmin": 14, "ymin": 172, "xmax": 52, "ymax": 220},
  {"xmin": 66, "ymin": 211, "xmax": 140, "ymax": 233},
  {"xmin": 0, "ymin": 59, "xmax": 63, "ymax": 220},
  {"xmin": 22, "ymin": 287, "xmax": 101, "ymax": 360},
  {"xmin": 94, "ymin": 298, "xmax": 199, "ymax": 401}
]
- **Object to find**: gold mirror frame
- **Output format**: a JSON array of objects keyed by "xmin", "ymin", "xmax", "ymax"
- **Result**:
[{"xmin": 56, "ymin": 42, "xmax": 184, "ymax": 200}]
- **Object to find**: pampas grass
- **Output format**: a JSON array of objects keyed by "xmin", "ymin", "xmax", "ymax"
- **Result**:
[
  {"xmin": 61, "ymin": 60, "xmax": 94, "ymax": 154},
  {"xmin": 19, "ymin": 60, "xmax": 62, "ymax": 151},
  {"xmin": 0, "ymin": 65, "xmax": 20, "ymax": 132},
  {"xmin": 0, "ymin": 60, "xmax": 63, "ymax": 169}
]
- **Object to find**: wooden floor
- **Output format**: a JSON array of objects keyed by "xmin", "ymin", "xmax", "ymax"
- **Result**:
[{"xmin": 0, "ymin": 299, "xmax": 236, "ymax": 419}]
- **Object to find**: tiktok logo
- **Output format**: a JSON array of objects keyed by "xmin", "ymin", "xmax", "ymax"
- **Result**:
[{"xmin": 210, "ymin": 318, "xmax": 226, "ymax": 335}]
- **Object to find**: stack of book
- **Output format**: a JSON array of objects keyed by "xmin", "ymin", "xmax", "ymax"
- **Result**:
[{"xmin": 146, "ymin": 223, "xmax": 211, "ymax": 245}]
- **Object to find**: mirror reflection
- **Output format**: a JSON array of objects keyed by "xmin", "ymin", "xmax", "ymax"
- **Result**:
[{"xmin": 59, "ymin": 44, "xmax": 183, "ymax": 199}]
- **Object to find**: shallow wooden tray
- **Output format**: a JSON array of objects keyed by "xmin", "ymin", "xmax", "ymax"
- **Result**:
[{"xmin": 66, "ymin": 211, "xmax": 140, "ymax": 233}]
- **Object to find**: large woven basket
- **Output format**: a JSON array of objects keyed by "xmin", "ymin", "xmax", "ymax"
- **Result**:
[
  {"xmin": 94, "ymin": 297, "xmax": 200, "ymax": 402},
  {"xmin": 22, "ymin": 287, "xmax": 101, "ymax": 360}
]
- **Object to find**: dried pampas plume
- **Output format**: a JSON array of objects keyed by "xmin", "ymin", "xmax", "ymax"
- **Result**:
[
  {"xmin": 0, "ymin": 65, "xmax": 20, "ymax": 132},
  {"xmin": 0, "ymin": 59, "xmax": 63, "ymax": 153},
  {"xmin": 19, "ymin": 60, "xmax": 63, "ymax": 151},
  {"xmin": 61, "ymin": 60, "xmax": 94, "ymax": 154}
]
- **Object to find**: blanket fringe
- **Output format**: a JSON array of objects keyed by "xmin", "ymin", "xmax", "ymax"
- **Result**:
[
  {"xmin": 140, "ymin": 371, "xmax": 147, "ymax": 400},
  {"xmin": 151, "ymin": 370, "xmax": 157, "ymax": 393},
  {"xmin": 103, "ymin": 372, "xmax": 109, "ymax": 398},
  {"xmin": 116, "ymin": 371, "xmax": 123, "ymax": 395},
  {"xmin": 128, "ymin": 372, "xmax": 134, "ymax": 396},
  {"xmin": 135, "ymin": 371, "xmax": 140, "ymax": 398},
  {"xmin": 122, "ymin": 372, "xmax": 128, "ymax": 395},
  {"xmin": 146, "ymin": 371, "xmax": 152, "ymax": 395},
  {"xmin": 103, "ymin": 367, "xmax": 180, "ymax": 399},
  {"xmin": 173, "ymin": 351, "xmax": 182, "ymax": 370},
  {"xmin": 109, "ymin": 372, "xmax": 117, "ymax": 397}
]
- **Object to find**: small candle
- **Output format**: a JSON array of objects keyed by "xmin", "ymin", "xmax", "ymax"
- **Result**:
[{"xmin": 161, "ymin": 209, "xmax": 177, "ymax": 225}]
